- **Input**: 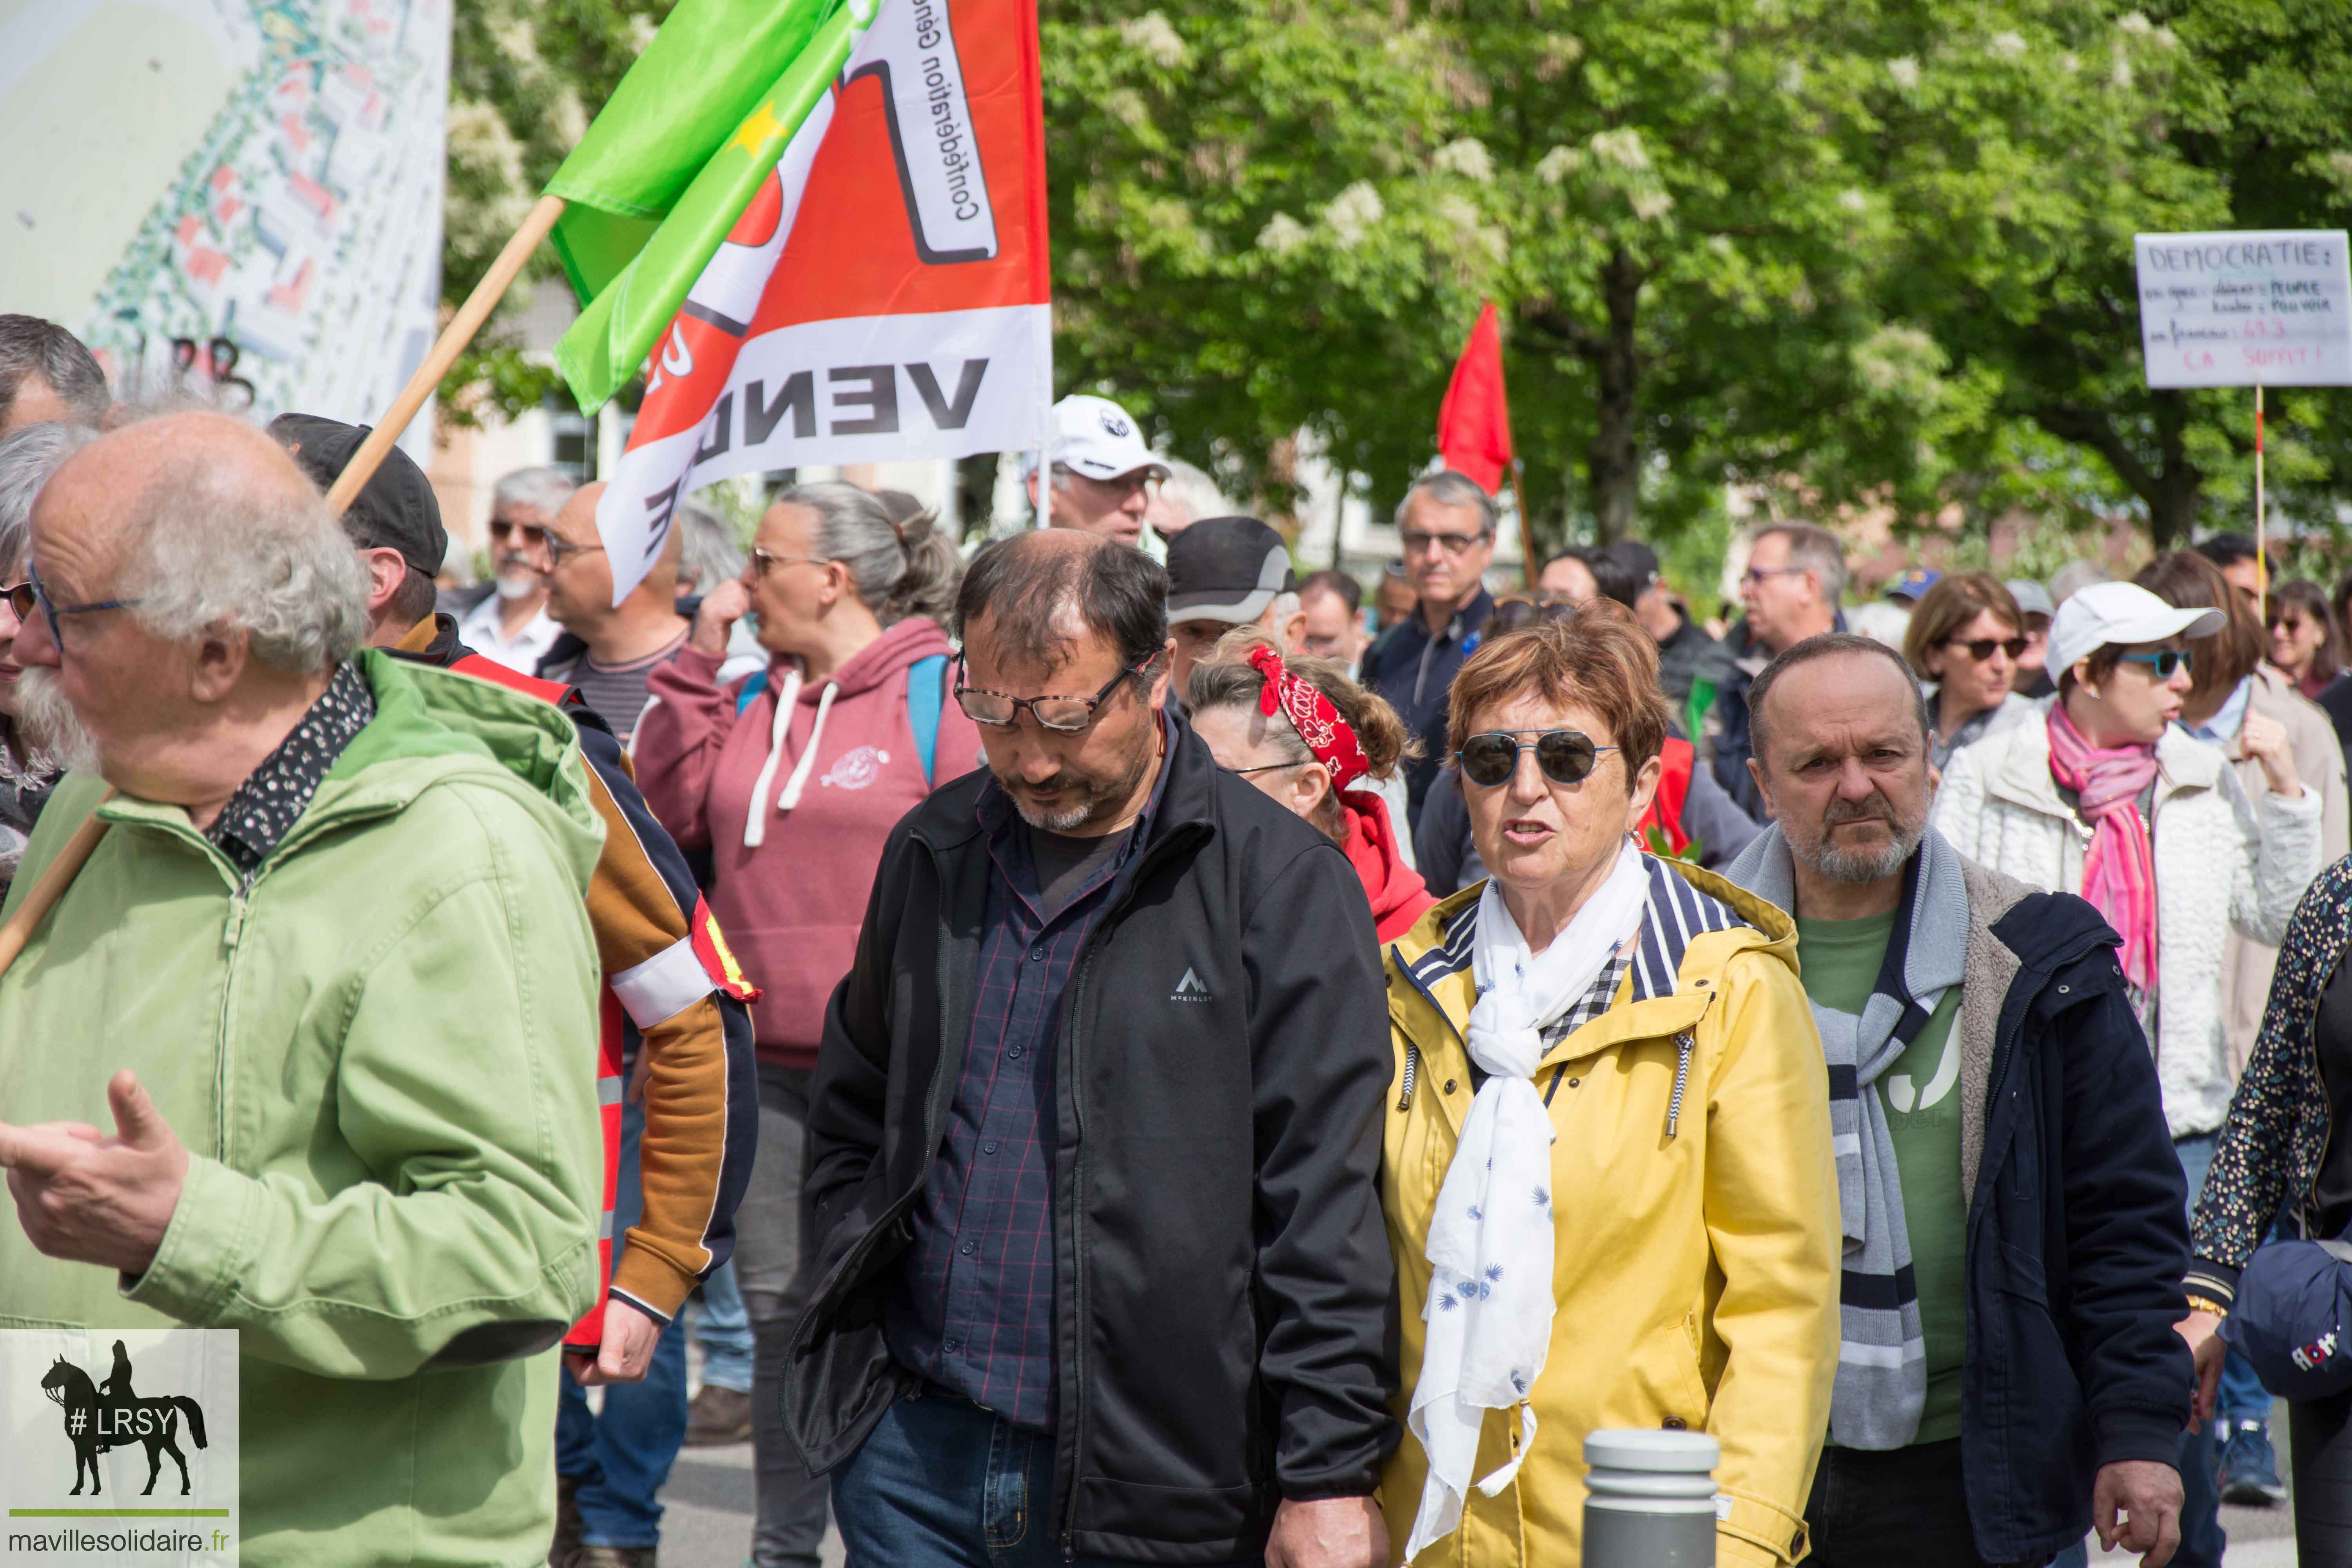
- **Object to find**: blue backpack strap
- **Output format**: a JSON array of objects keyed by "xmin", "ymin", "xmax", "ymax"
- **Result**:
[
  {"xmin": 735, "ymin": 668, "xmax": 768, "ymax": 716},
  {"xmin": 907, "ymin": 654, "xmax": 948, "ymax": 784}
]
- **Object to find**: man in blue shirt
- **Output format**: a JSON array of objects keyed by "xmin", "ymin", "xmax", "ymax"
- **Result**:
[{"xmin": 1359, "ymin": 470, "xmax": 1497, "ymax": 825}]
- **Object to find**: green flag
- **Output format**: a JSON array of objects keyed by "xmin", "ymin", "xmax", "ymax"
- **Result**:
[{"xmin": 546, "ymin": 0, "xmax": 861, "ymax": 412}]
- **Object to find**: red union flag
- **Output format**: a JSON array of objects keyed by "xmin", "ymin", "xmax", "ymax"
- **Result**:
[{"xmin": 595, "ymin": 0, "xmax": 1050, "ymax": 602}]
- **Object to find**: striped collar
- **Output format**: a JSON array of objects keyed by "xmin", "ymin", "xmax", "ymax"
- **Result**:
[{"xmin": 1406, "ymin": 853, "xmax": 1742, "ymax": 1005}]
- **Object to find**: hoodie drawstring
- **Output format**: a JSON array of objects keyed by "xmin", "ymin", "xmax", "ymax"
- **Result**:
[
  {"xmin": 775, "ymin": 681, "xmax": 840, "ymax": 814},
  {"xmin": 742, "ymin": 667, "xmax": 805, "ymax": 849}
]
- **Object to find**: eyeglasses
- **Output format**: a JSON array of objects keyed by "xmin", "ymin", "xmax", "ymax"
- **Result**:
[
  {"xmin": 1057, "ymin": 466, "xmax": 1158, "ymax": 503},
  {"xmin": 1227, "ymin": 759, "xmax": 1312, "ymax": 777},
  {"xmin": 1741, "ymin": 565, "xmax": 1809, "ymax": 587},
  {"xmin": 749, "ymin": 547, "xmax": 834, "ymax": 578},
  {"xmin": 954, "ymin": 655, "xmax": 1155, "ymax": 732},
  {"xmin": 543, "ymin": 534, "xmax": 605, "ymax": 569},
  {"xmin": 2118, "ymin": 650, "xmax": 2193, "ymax": 680},
  {"xmin": 1944, "ymin": 636, "xmax": 2027, "ymax": 661},
  {"xmin": 1399, "ymin": 528, "xmax": 1490, "ymax": 558},
  {"xmin": 1457, "ymin": 729, "xmax": 1620, "ymax": 789},
  {"xmin": 18, "ymin": 563, "xmax": 144, "ymax": 649},
  {"xmin": 487, "ymin": 519, "xmax": 548, "ymax": 548}
]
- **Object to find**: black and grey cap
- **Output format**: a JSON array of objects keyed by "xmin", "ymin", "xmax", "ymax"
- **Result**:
[
  {"xmin": 267, "ymin": 412, "xmax": 448, "ymax": 580},
  {"xmin": 1165, "ymin": 515, "xmax": 1295, "ymax": 626}
]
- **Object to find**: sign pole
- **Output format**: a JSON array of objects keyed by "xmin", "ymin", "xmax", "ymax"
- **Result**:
[
  {"xmin": 2255, "ymin": 383, "xmax": 2267, "ymax": 596},
  {"xmin": 323, "ymin": 194, "xmax": 566, "ymax": 518}
]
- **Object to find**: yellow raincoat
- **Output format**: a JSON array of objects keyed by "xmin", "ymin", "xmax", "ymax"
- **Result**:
[{"xmin": 1378, "ymin": 855, "xmax": 1838, "ymax": 1567}]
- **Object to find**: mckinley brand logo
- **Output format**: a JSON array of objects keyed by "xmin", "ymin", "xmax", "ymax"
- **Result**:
[
  {"xmin": 1171, "ymin": 967, "xmax": 1212, "ymax": 1002},
  {"xmin": 1, "ymin": 1328, "xmax": 239, "ymax": 1563}
]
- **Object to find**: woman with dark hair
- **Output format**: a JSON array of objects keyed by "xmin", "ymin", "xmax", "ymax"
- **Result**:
[
  {"xmin": 1188, "ymin": 631, "xmax": 1434, "ymax": 940},
  {"xmin": 2270, "ymin": 579, "xmax": 2344, "ymax": 699},
  {"xmin": 1899, "ymin": 572, "xmax": 2035, "ymax": 769}
]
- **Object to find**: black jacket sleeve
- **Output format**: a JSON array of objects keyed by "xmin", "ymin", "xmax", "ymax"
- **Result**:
[
  {"xmin": 1242, "ymin": 838, "xmax": 1401, "ymax": 1498},
  {"xmin": 804, "ymin": 825, "xmax": 909, "ymax": 1246},
  {"xmin": 2050, "ymin": 946, "xmax": 2194, "ymax": 1469}
]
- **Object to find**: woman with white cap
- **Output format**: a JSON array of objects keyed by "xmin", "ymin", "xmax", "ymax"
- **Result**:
[
  {"xmin": 1933, "ymin": 577, "xmax": 2324, "ymax": 1566},
  {"xmin": 632, "ymin": 479, "xmax": 980, "ymax": 1568}
]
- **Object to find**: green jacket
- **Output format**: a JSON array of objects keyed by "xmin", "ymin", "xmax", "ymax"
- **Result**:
[{"xmin": 0, "ymin": 650, "xmax": 606, "ymax": 1567}]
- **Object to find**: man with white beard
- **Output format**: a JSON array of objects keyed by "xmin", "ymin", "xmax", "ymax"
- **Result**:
[
  {"xmin": 457, "ymin": 465, "xmax": 571, "ymax": 673},
  {"xmin": 1724, "ymin": 633, "xmax": 2191, "ymax": 1568}
]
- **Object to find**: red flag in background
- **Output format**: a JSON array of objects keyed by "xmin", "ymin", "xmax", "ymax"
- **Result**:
[{"xmin": 1437, "ymin": 301, "xmax": 1513, "ymax": 494}]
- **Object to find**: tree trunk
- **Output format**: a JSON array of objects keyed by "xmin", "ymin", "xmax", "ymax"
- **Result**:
[
  {"xmin": 1587, "ymin": 247, "xmax": 1644, "ymax": 546},
  {"xmin": 2030, "ymin": 392, "xmax": 2203, "ymax": 552}
]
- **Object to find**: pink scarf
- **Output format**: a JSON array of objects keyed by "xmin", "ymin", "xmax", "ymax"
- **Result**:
[{"xmin": 2045, "ymin": 706, "xmax": 2160, "ymax": 994}]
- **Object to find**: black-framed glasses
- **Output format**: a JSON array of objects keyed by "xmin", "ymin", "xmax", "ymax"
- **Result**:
[
  {"xmin": 1457, "ymin": 728, "xmax": 1620, "ymax": 789},
  {"xmin": 487, "ymin": 519, "xmax": 549, "ymax": 548},
  {"xmin": 954, "ymin": 655, "xmax": 1156, "ymax": 731},
  {"xmin": 543, "ymin": 534, "xmax": 606, "ymax": 569},
  {"xmin": 20, "ymin": 563, "xmax": 143, "ymax": 649},
  {"xmin": 1399, "ymin": 528, "xmax": 1489, "ymax": 558},
  {"xmin": 1228, "ymin": 759, "xmax": 1312, "ymax": 777},
  {"xmin": 2118, "ymin": 650, "xmax": 2193, "ymax": 681},
  {"xmin": 749, "ymin": 546, "xmax": 833, "ymax": 578},
  {"xmin": 1944, "ymin": 636, "xmax": 2027, "ymax": 661}
]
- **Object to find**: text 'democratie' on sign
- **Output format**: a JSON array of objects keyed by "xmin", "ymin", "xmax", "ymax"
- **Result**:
[
  {"xmin": 2136, "ymin": 230, "xmax": 2352, "ymax": 388},
  {"xmin": 0, "ymin": 1330, "xmax": 238, "ymax": 1565}
]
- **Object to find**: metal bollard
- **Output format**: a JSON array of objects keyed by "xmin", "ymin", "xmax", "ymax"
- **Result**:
[{"xmin": 1582, "ymin": 1428, "xmax": 1721, "ymax": 1567}]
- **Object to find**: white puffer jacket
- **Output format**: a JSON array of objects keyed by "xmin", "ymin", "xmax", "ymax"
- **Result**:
[{"xmin": 1932, "ymin": 717, "xmax": 2323, "ymax": 1138}]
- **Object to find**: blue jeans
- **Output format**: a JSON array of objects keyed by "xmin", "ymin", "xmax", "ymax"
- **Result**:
[
  {"xmin": 556, "ymin": 1096, "xmax": 691, "ymax": 1549},
  {"xmin": 2171, "ymin": 1132, "xmax": 2229, "ymax": 1568},
  {"xmin": 835, "ymin": 1385, "xmax": 1254, "ymax": 1568},
  {"xmin": 695, "ymin": 1259, "xmax": 754, "ymax": 1395}
]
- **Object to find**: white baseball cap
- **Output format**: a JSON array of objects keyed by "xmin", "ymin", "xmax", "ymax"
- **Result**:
[
  {"xmin": 1026, "ymin": 394, "xmax": 1171, "ymax": 483},
  {"xmin": 2046, "ymin": 580, "xmax": 2225, "ymax": 683}
]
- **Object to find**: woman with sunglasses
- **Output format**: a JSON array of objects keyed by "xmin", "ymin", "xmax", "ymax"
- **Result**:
[
  {"xmin": 1935, "ymin": 581, "xmax": 2324, "ymax": 1556},
  {"xmin": 1377, "ymin": 604, "xmax": 1838, "ymax": 1568},
  {"xmin": 1187, "ymin": 631, "xmax": 1434, "ymax": 940},
  {"xmin": 2268, "ymin": 579, "xmax": 2345, "ymax": 700},
  {"xmin": 1899, "ymin": 573, "xmax": 2037, "ymax": 770},
  {"xmin": 632, "ymin": 480, "xmax": 977, "ymax": 1567},
  {"xmin": 0, "ymin": 422, "xmax": 84, "ymax": 897}
]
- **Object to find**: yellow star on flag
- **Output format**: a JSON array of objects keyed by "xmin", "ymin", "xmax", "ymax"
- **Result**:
[{"xmin": 730, "ymin": 102, "xmax": 789, "ymax": 157}]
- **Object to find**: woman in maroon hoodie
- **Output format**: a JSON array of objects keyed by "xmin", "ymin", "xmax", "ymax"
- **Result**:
[{"xmin": 634, "ymin": 480, "xmax": 979, "ymax": 1565}]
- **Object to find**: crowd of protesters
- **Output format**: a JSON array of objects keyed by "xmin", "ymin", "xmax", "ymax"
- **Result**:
[{"xmin": 15, "ymin": 303, "xmax": 2352, "ymax": 1568}]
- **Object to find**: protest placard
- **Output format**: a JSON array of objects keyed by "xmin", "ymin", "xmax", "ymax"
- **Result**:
[{"xmin": 2135, "ymin": 230, "xmax": 2352, "ymax": 388}]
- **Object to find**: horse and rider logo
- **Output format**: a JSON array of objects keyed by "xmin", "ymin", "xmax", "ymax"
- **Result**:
[{"xmin": 37, "ymin": 1341, "xmax": 209, "ymax": 1496}]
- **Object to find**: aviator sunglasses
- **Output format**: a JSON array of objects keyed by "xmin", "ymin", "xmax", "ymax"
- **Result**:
[{"xmin": 1457, "ymin": 729, "xmax": 1619, "ymax": 789}]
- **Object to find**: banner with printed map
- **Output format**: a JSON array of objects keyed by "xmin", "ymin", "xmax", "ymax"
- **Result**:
[{"xmin": 0, "ymin": 0, "xmax": 449, "ymax": 454}]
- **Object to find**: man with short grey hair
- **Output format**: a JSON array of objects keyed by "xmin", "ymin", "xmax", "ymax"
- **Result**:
[
  {"xmin": 0, "ymin": 410, "xmax": 608, "ymax": 1568},
  {"xmin": 1361, "ymin": 470, "xmax": 1497, "ymax": 822},
  {"xmin": 459, "ymin": 464, "xmax": 574, "ymax": 672},
  {"xmin": 1726, "ymin": 633, "xmax": 2190, "ymax": 1568},
  {"xmin": 1708, "ymin": 520, "xmax": 1847, "ymax": 820},
  {"xmin": 0, "ymin": 315, "xmax": 108, "ymax": 433},
  {"xmin": 0, "ymin": 421, "xmax": 92, "ymax": 893}
]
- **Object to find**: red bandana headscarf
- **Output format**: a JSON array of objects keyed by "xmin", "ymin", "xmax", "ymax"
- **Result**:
[
  {"xmin": 1246, "ymin": 645, "xmax": 1433, "ymax": 940},
  {"xmin": 1248, "ymin": 646, "xmax": 1369, "ymax": 791}
]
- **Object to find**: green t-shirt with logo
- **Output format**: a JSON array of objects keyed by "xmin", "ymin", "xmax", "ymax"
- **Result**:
[{"xmin": 1795, "ymin": 908, "xmax": 1967, "ymax": 1446}]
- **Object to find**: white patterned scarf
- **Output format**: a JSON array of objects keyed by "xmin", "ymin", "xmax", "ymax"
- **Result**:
[{"xmin": 1403, "ymin": 842, "xmax": 1650, "ymax": 1560}]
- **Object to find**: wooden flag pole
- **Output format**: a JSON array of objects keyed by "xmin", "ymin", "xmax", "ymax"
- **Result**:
[
  {"xmin": 1, "ymin": 197, "xmax": 567, "ymax": 983},
  {"xmin": 324, "ymin": 193, "xmax": 568, "ymax": 517},
  {"xmin": 0, "ymin": 799, "xmax": 113, "ymax": 983}
]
